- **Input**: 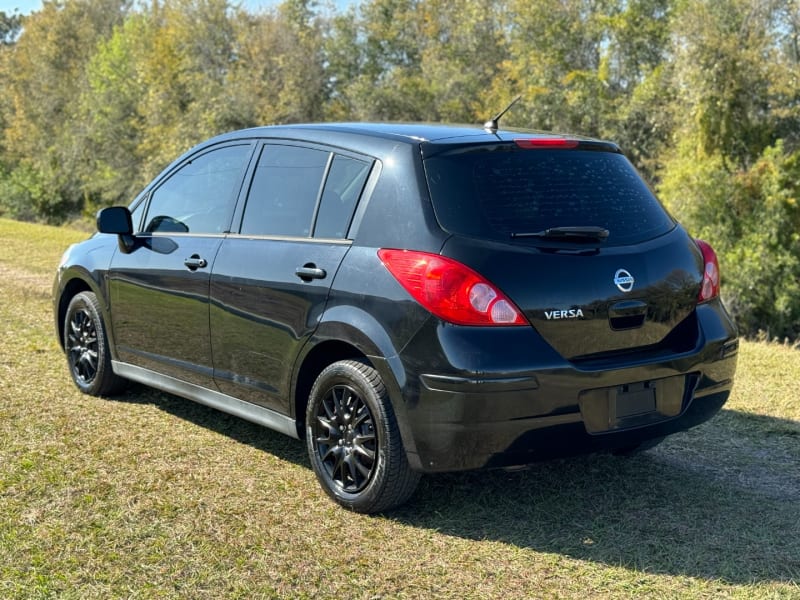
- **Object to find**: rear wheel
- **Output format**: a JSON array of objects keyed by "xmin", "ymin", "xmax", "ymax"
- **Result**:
[
  {"xmin": 306, "ymin": 360, "xmax": 420, "ymax": 513},
  {"xmin": 64, "ymin": 291, "xmax": 125, "ymax": 396}
]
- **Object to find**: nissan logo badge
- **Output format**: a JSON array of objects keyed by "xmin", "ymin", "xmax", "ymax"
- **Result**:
[{"xmin": 614, "ymin": 269, "xmax": 635, "ymax": 293}]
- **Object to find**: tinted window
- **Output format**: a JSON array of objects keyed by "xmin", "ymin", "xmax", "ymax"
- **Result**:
[
  {"xmin": 314, "ymin": 155, "xmax": 371, "ymax": 239},
  {"xmin": 425, "ymin": 146, "xmax": 674, "ymax": 245},
  {"xmin": 241, "ymin": 145, "xmax": 329, "ymax": 237},
  {"xmin": 144, "ymin": 144, "xmax": 250, "ymax": 234}
]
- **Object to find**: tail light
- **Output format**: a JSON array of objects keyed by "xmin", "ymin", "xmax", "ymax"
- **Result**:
[
  {"xmin": 378, "ymin": 249, "xmax": 527, "ymax": 326},
  {"xmin": 695, "ymin": 239, "xmax": 720, "ymax": 302}
]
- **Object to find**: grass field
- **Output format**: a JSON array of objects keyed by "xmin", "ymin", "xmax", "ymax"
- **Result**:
[{"xmin": 0, "ymin": 217, "xmax": 798, "ymax": 599}]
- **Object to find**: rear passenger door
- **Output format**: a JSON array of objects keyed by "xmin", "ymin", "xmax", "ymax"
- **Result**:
[{"xmin": 209, "ymin": 143, "xmax": 373, "ymax": 413}]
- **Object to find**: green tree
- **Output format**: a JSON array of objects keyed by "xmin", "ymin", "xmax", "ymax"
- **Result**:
[
  {"xmin": 0, "ymin": 11, "xmax": 24, "ymax": 167},
  {"xmin": 334, "ymin": 0, "xmax": 432, "ymax": 120},
  {"xmin": 203, "ymin": 0, "xmax": 328, "ymax": 129},
  {"xmin": 657, "ymin": 0, "xmax": 800, "ymax": 337},
  {"xmin": 771, "ymin": 0, "xmax": 800, "ymax": 150},
  {"xmin": 600, "ymin": 0, "xmax": 673, "ymax": 178},
  {"xmin": 79, "ymin": 14, "xmax": 150, "ymax": 211},
  {"xmin": 76, "ymin": 0, "xmax": 330, "ymax": 212},
  {"xmin": 0, "ymin": 0, "xmax": 129, "ymax": 221},
  {"xmin": 483, "ymin": 0, "xmax": 673, "ymax": 180},
  {"xmin": 326, "ymin": 0, "xmax": 511, "ymax": 123},
  {"xmin": 667, "ymin": 0, "xmax": 783, "ymax": 169},
  {"xmin": 322, "ymin": 6, "xmax": 363, "ymax": 120},
  {"xmin": 131, "ymin": 0, "xmax": 239, "ymax": 178},
  {"xmin": 0, "ymin": 10, "xmax": 22, "ymax": 45},
  {"xmin": 418, "ymin": 0, "xmax": 510, "ymax": 123},
  {"xmin": 660, "ymin": 142, "xmax": 800, "ymax": 338},
  {"xmin": 491, "ymin": 0, "xmax": 616, "ymax": 135}
]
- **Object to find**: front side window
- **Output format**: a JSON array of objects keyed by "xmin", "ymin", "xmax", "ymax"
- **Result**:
[{"xmin": 144, "ymin": 144, "xmax": 251, "ymax": 234}]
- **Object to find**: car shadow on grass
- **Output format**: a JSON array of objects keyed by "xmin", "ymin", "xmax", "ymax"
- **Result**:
[
  {"xmin": 393, "ymin": 409, "xmax": 800, "ymax": 585},
  {"xmin": 110, "ymin": 384, "xmax": 310, "ymax": 467},
  {"xmin": 112, "ymin": 388, "xmax": 799, "ymax": 584}
]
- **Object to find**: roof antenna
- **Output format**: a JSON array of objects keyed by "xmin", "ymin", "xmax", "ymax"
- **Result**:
[{"xmin": 483, "ymin": 95, "xmax": 521, "ymax": 134}]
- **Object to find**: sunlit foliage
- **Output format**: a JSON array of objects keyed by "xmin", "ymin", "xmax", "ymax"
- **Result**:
[{"xmin": 0, "ymin": 0, "xmax": 798, "ymax": 338}]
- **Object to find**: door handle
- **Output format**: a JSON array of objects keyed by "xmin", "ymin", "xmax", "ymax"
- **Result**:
[
  {"xmin": 184, "ymin": 255, "xmax": 208, "ymax": 270},
  {"xmin": 295, "ymin": 264, "xmax": 326, "ymax": 281}
]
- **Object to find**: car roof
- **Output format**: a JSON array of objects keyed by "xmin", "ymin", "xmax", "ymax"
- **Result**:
[{"xmin": 212, "ymin": 122, "xmax": 608, "ymax": 146}]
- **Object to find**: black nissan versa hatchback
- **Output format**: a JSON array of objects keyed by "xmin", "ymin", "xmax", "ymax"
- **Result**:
[{"xmin": 54, "ymin": 122, "xmax": 738, "ymax": 513}]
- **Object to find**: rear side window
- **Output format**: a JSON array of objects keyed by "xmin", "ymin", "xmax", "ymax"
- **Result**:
[
  {"xmin": 314, "ymin": 155, "xmax": 371, "ymax": 239},
  {"xmin": 241, "ymin": 145, "xmax": 328, "ymax": 237},
  {"xmin": 424, "ymin": 146, "xmax": 674, "ymax": 245},
  {"xmin": 240, "ymin": 144, "xmax": 372, "ymax": 239}
]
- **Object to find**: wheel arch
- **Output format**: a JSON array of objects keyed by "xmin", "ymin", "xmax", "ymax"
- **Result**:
[
  {"xmin": 291, "ymin": 309, "xmax": 420, "ymax": 465},
  {"xmin": 55, "ymin": 275, "xmax": 96, "ymax": 350},
  {"xmin": 293, "ymin": 339, "xmax": 367, "ymax": 435}
]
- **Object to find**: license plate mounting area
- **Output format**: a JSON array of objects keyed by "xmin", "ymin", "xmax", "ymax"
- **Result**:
[{"xmin": 578, "ymin": 375, "xmax": 694, "ymax": 433}]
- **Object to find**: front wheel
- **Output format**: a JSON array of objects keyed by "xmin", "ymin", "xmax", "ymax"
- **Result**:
[
  {"xmin": 306, "ymin": 360, "xmax": 420, "ymax": 513},
  {"xmin": 64, "ymin": 291, "xmax": 125, "ymax": 397}
]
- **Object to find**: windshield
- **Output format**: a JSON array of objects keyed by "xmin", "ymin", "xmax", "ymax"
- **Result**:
[{"xmin": 424, "ymin": 145, "xmax": 674, "ymax": 246}]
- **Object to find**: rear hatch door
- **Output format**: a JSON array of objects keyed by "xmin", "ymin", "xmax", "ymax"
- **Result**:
[
  {"xmin": 439, "ymin": 230, "xmax": 703, "ymax": 359},
  {"xmin": 425, "ymin": 140, "xmax": 703, "ymax": 359}
]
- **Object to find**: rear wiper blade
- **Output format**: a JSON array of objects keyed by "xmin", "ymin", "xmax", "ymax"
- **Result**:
[{"xmin": 511, "ymin": 226, "xmax": 610, "ymax": 241}]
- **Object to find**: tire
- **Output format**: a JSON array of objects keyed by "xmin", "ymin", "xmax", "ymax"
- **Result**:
[
  {"xmin": 305, "ymin": 360, "xmax": 420, "ymax": 513},
  {"xmin": 64, "ymin": 291, "xmax": 125, "ymax": 397}
]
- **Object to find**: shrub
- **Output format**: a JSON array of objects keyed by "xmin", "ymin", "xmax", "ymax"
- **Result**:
[{"xmin": 659, "ymin": 141, "xmax": 800, "ymax": 340}]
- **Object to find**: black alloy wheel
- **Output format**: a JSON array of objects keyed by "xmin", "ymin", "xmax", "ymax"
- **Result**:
[
  {"xmin": 312, "ymin": 382, "xmax": 377, "ymax": 493},
  {"xmin": 67, "ymin": 305, "xmax": 98, "ymax": 385},
  {"xmin": 64, "ymin": 291, "xmax": 124, "ymax": 396},
  {"xmin": 306, "ymin": 360, "xmax": 420, "ymax": 513}
]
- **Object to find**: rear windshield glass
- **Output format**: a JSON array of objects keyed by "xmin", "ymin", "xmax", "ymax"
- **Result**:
[{"xmin": 424, "ymin": 146, "xmax": 674, "ymax": 246}]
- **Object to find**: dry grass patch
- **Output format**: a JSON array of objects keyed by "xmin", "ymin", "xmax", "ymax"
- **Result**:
[{"xmin": 0, "ymin": 218, "xmax": 798, "ymax": 598}]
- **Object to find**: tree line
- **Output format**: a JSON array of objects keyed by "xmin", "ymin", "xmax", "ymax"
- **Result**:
[{"xmin": 1, "ymin": 0, "xmax": 799, "ymax": 339}]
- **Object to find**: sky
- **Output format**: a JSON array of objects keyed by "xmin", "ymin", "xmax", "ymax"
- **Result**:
[
  {"xmin": 1, "ymin": 0, "xmax": 40, "ymax": 13},
  {"xmin": 1, "ymin": 0, "xmax": 356, "ymax": 15}
]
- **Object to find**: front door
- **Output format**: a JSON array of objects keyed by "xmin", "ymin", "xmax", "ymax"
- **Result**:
[{"xmin": 108, "ymin": 143, "xmax": 253, "ymax": 387}]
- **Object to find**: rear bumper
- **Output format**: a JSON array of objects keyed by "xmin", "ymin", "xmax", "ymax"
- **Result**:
[{"xmin": 383, "ymin": 301, "xmax": 738, "ymax": 473}]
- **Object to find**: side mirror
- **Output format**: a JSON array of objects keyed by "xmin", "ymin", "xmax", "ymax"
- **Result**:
[
  {"xmin": 97, "ymin": 206, "xmax": 133, "ymax": 235},
  {"xmin": 97, "ymin": 206, "xmax": 136, "ymax": 253}
]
